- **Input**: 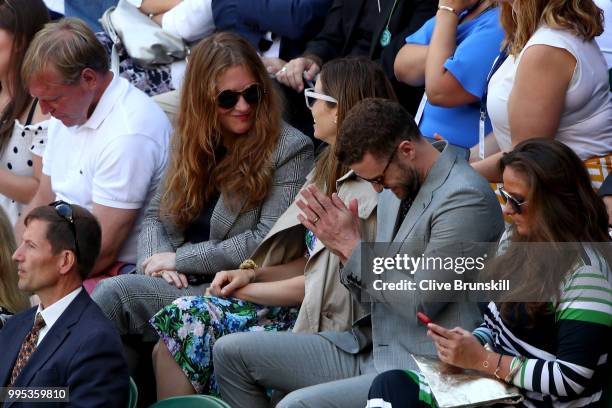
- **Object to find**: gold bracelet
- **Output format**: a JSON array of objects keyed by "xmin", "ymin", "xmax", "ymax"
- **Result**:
[
  {"xmin": 504, "ymin": 356, "xmax": 525, "ymax": 383},
  {"xmin": 493, "ymin": 353, "xmax": 504, "ymax": 380},
  {"xmin": 438, "ymin": 5, "xmax": 458, "ymax": 15},
  {"xmin": 239, "ymin": 259, "xmax": 258, "ymax": 270}
]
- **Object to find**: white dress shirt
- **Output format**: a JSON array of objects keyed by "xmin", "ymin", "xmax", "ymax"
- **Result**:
[{"xmin": 36, "ymin": 287, "xmax": 82, "ymax": 346}]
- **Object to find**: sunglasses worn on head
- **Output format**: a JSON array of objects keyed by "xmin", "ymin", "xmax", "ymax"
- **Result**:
[
  {"xmin": 217, "ymin": 83, "xmax": 263, "ymax": 109},
  {"xmin": 49, "ymin": 200, "xmax": 80, "ymax": 260},
  {"xmin": 304, "ymin": 88, "xmax": 338, "ymax": 109},
  {"xmin": 356, "ymin": 146, "xmax": 398, "ymax": 185},
  {"xmin": 498, "ymin": 187, "xmax": 527, "ymax": 214}
]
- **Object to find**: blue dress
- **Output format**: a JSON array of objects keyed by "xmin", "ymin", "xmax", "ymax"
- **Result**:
[{"xmin": 406, "ymin": 8, "xmax": 504, "ymax": 148}]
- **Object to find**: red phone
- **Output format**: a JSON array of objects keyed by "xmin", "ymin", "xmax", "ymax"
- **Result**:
[{"xmin": 417, "ymin": 312, "xmax": 432, "ymax": 325}]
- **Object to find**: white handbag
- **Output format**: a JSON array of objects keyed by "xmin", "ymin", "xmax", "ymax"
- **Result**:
[{"xmin": 100, "ymin": 0, "xmax": 189, "ymax": 71}]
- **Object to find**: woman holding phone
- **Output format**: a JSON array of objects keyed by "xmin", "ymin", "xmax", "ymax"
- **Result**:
[{"xmin": 367, "ymin": 139, "xmax": 612, "ymax": 408}]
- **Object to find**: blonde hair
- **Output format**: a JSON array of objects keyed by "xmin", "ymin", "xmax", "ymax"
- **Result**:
[
  {"xmin": 21, "ymin": 17, "xmax": 108, "ymax": 85},
  {"xmin": 0, "ymin": 207, "xmax": 29, "ymax": 314},
  {"xmin": 312, "ymin": 57, "xmax": 397, "ymax": 195},
  {"xmin": 500, "ymin": 0, "xmax": 604, "ymax": 55},
  {"xmin": 162, "ymin": 32, "xmax": 281, "ymax": 227}
]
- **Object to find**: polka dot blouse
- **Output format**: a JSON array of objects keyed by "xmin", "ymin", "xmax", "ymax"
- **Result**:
[{"xmin": 0, "ymin": 119, "xmax": 48, "ymax": 225}]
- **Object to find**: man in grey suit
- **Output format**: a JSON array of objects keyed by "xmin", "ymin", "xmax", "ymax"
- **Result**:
[{"xmin": 213, "ymin": 99, "xmax": 504, "ymax": 407}]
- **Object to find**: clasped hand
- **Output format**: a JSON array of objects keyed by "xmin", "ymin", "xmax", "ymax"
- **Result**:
[
  {"xmin": 206, "ymin": 268, "xmax": 256, "ymax": 298},
  {"xmin": 142, "ymin": 252, "xmax": 189, "ymax": 289},
  {"xmin": 295, "ymin": 184, "xmax": 361, "ymax": 264}
]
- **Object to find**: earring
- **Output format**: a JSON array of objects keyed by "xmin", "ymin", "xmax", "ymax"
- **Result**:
[{"xmin": 333, "ymin": 118, "xmax": 337, "ymax": 124}]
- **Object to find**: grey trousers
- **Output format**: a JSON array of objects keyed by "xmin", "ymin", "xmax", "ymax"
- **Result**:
[
  {"xmin": 213, "ymin": 331, "xmax": 377, "ymax": 408},
  {"xmin": 91, "ymin": 274, "xmax": 207, "ymax": 341}
]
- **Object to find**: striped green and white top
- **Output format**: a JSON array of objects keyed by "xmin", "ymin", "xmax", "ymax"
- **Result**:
[{"xmin": 473, "ymin": 244, "xmax": 612, "ymax": 407}]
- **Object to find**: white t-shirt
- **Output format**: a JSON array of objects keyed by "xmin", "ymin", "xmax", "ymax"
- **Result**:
[
  {"xmin": 43, "ymin": 0, "xmax": 64, "ymax": 14},
  {"xmin": 42, "ymin": 75, "xmax": 171, "ymax": 264},
  {"xmin": 487, "ymin": 26, "xmax": 612, "ymax": 160},
  {"xmin": 0, "ymin": 119, "xmax": 48, "ymax": 225},
  {"xmin": 160, "ymin": 0, "xmax": 215, "ymax": 89},
  {"xmin": 594, "ymin": 0, "xmax": 612, "ymax": 68},
  {"xmin": 161, "ymin": 0, "xmax": 214, "ymax": 42}
]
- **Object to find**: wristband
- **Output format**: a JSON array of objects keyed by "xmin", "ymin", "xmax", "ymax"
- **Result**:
[
  {"xmin": 504, "ymin": 356, "xmax": 525, "ymax": 383},
  {"xmin": 438, "ymin": 5, "xmax": 458, "ymax": 15},
  {"xmin": 239, "ymin": 259, "xmax": 258, "ymax": 283},
  {"xmin": 239, "ymin": 259, "xmax": 258, "ymax": 270}
]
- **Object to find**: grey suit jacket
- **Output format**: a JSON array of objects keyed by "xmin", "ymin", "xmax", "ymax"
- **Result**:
[
  {"xmin": 137, "ymin": 123, "xmax": 313, "ymax": 275},
  {"xmin": 320, "ymin": 142, "xmax": 504, "ymax": 373}
]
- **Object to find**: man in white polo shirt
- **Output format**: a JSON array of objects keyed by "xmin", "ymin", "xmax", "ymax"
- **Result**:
[{"xmin": 19, "ymin": 18, "xmax": 171, "ymax": 288}]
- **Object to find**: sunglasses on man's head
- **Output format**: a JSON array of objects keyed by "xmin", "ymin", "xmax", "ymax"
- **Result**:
[
  {"xmin": 498, "ymin": 187, "xmax": 527, "ymax": 214},
  {"xmin": 49, "ymin": 200, "xmax": 80, "ymax": 260},
  {"xmin": 217, "ymin": 83, "xmax": 263, "ymax": 109}
]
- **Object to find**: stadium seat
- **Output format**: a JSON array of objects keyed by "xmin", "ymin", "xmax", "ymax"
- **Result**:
[{"xmin": 148, "ymin": 395, "xmax": 231, "ymax": 408}]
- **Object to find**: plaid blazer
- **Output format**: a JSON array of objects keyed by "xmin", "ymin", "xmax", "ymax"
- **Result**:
[{"xmin": 136, "ymin": 124, "xmax": 313, "ymax": 276}]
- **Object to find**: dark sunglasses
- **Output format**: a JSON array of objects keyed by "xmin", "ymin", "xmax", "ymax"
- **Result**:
[
  {"xmin": 498, "ymin": 187, "xmax": 527, "ymax": 214},
  {"xmin": 217, "ymin": 83, "xmax": 263, "ymax": 109},
  {"xmin": 49, "ymin": 200, "xmax": 80, "ymax": 260},
  {"xmin": 356, "ymin": 146, "xmax": 398, "ymax": 185}
]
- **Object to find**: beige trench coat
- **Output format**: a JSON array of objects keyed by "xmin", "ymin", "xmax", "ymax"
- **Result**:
[{"xmin": 250, "ymin": 170, "xmax": 378, "ymax": 333}]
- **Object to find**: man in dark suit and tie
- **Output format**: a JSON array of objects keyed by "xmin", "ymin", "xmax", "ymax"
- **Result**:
[{"xmin": 0, "ymin": 203, "xmax": 128, "ymax": 407}]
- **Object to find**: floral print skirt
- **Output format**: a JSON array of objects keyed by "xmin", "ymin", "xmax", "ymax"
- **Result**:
[{"xmin": 150, "ymin": 296, "xmax": 299, "ymax": 396}]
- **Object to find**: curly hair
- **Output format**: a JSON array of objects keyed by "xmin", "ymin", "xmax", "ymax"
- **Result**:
[
  {"xmin": 500, "ymin": 0, "xmax": 604, "ymax": 55},
  {"xmin": 335, "ymin": 98, "xmax": 421, "ymax": 166},
  {"xmin": 161, "ymin": 32, "xmax": 281, "ymax": 228}
]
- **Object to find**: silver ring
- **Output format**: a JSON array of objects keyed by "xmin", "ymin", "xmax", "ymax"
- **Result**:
[
  {"xmin": 281, "ymin": 66, "xmax": 288, "ymax": 73},
  {"xmin": 312, "ymin": 216, "xmax": 320, "ymax": 224}
]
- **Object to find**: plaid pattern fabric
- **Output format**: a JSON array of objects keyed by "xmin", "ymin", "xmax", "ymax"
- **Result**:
[
  {"xmin": 9, "ymin": 313, "xmax": 45, "ymax": 386},
  {"xmin": 136, "ymin": 124, "xmax": 314, "ymax": 276}
]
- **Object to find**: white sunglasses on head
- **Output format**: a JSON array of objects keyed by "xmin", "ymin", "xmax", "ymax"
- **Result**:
[{"xmin": 304, "ymin": 88, "xmax": 338, "ymax": 109}]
